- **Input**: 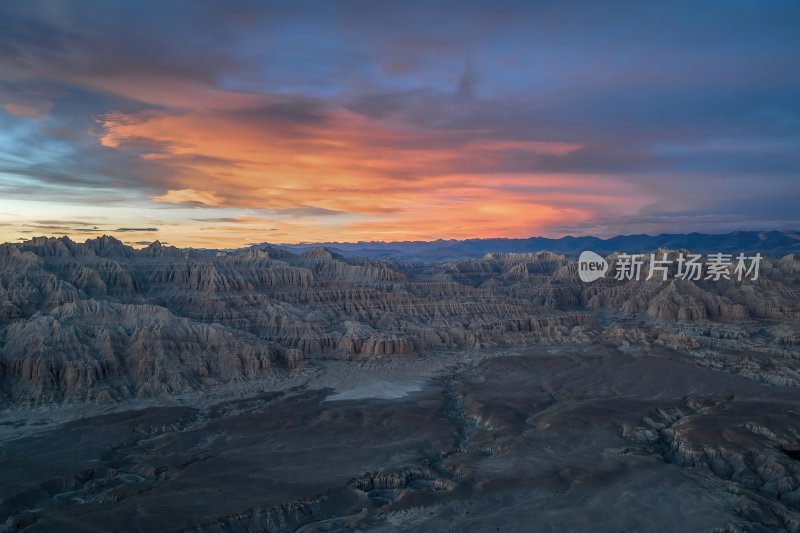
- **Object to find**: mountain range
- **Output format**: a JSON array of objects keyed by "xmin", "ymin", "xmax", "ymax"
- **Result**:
[{"xmin": 245, "ymin": 230, "xmax": 800, "ymax": 260}]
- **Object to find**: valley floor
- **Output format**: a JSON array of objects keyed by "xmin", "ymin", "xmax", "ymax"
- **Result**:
[{"xmin": 2, "ymin": 343, "xmax": 799, "ymax": 532}]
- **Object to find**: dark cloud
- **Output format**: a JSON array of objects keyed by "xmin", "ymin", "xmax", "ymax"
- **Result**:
[
  {"xmin": 35, "ymin": 219, "xmax": 104, "ymax": 226},
  {"xmin": 456, "ymin": 59, "xmax": 477, "ymax": 99},
  {"xmin": 234, "ymin": 99, "xmax": 327, "ymax": 124},
  {"xmin": 114, "ymin": 227, "xmax": 158, "ymax": 232},
  {"xmin": 21, "ymin": 223, "xmax": 102, "ymax": 233},
  {"xmin": 345, "ymin": 90, "xmax": 424, "ymax": 120}
]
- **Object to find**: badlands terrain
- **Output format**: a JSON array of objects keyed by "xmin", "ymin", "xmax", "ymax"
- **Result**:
[{"xmin": 1, "ymin": 235, "xmax": 800, "ymax": 531}]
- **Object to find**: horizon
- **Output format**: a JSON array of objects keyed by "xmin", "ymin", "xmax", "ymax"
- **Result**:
[
  {"xmin": 9, "ymin": 227, "xmax": 800, "ymax": 252},
  {"xmin": 2, "ymin": 1, "xmax": 800, "ymax": 247}
]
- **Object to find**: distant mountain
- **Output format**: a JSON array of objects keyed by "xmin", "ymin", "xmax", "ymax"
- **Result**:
[{"xmin": 246, "ymin": 230, "xmax": 800, "ymax": 260}]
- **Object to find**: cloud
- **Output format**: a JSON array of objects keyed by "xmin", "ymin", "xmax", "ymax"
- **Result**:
[
  {"xmin": 129, "ymin": 240, "xmax": 168, "ymax": 246},
  {"xmin": 91, "ymin": 102, "xmax": 650, "ymax": 241},
  {"xmin": 3, "ymin": 102, "xmax": 52, "ymax": 119},
  {"xmin": 81, "ymin": 74, "xmax": 275, "ymax": 111},
  {"xmin": 19, "ymin": 222, "xmax": 102, "ymax": 233},
  {"xmin": 456, "ymin": 59, "xmax": 477, "ymax": 98},
  {"xmin": 35, "ymin": 219, "xmax": 103, "ymax": 226},
  {"xmin": 153, "ymin": 189, "xmax": 224, "ymax": 206},
  {"xmin": 114, "ymin": 227, "xmax": 157, "ymax": 232},
  {"xmin": 267, "ymin": 206, "xmax": 346, "ymax": 217}
]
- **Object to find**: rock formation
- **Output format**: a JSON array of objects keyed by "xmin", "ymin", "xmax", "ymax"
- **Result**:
[{"xmin": 1, "ymin": 236, "xmax": 798, "ymax": 405}]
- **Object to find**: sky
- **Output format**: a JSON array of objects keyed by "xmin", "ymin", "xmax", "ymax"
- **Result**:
[{"xmin": 1, "ymin": 0, "xmax": 799, "ymax": 248}]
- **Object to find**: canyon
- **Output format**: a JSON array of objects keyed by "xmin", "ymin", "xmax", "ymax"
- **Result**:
[{"xmin": 1, "ymin": 235, "xmax": 799, "ymax": 531}]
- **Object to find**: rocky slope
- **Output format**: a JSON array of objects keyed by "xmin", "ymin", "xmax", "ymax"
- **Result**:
[{"xmin": 0, "ymin": 236, "xmax": 798, "ymax": 405}]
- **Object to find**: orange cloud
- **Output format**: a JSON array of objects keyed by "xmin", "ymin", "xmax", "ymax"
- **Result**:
[
  {"xmin": 94, "ymin": 99, "xmax": 655, "ymax": 245},
  {"xmin": 154, "ymin": 189, "xmax": 224, "ymax": 206}
]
